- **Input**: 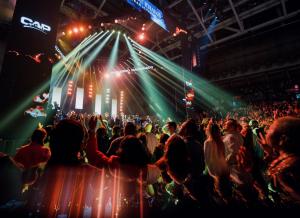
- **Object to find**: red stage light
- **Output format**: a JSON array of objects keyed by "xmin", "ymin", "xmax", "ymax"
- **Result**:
[
  {"xmin": 138, "ymin": 33, "xmax": 145, "ymax": 40},
  {"xmin": 73, "ymin": 27, "xmax": 79, "ymax": 33},
  {"xmin": 79, "ymin": 26, "xmax": 84, "ymax": 32},
  {"xmin": 88, "ymin": 84, "xmax": 93, "ymax": 97},
  {"xmin": 68, "ymin": 30, "xmax": 73, "ymax": 35},
  {"xmin": 67, "ymin": 81, "xmax": 73, "ymax": 95}
]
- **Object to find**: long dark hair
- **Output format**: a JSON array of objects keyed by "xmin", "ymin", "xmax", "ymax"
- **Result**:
[
  {"xmin": 206, "ymin": 123, "xmax": 225, "ymax": 157},
  {"xmin": 164, "ymin": 135, "xmax": 190, "ymax": 183}
]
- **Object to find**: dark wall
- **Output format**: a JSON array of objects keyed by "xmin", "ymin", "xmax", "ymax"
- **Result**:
[
  {"xmin": 0, "ymin": 0, "xmax": 62, "ymax": 139},
  {"xmin": 0, "ymin": 38, "xmax": 7, "ymax": 74}
]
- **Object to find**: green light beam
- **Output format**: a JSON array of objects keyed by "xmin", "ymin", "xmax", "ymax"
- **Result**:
[
  {"xmin": 124, "ymin": 35, "xmax": 173, "ymax": 119},
  {"xmin": 106, "ymin": 32, "xmax": 120, "ymax": 73},
  {"xmin": 131, "ymin": 39, "xmax": 236, "ymax": 111}
]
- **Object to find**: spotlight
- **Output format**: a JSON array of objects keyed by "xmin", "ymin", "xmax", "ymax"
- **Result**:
[
  {"xmin": 101, "ymin": 23, "xmax": 104, "ymax": 27},
  {"xmin": 79, "ymin": 26, "xmax": 84, "ymax": 32},
  {"xmin": 115, "ymin": 19, "xmax": 118, "ymax": 23},
  {"xmin": 142, "ymin": 27, "xmax": 145, "ymax": 31},
  {"xmin": 104, "ymin": 73, "xmax": 110, "ymax": 79},
  {"xmin": 138, "ymin": 33, "xmax": 145, "ymax": 40},
  {"xmin": 62, "ymin": 32, "xmax": 66, "ymax": 36},
  {"xmin": 116, "ymin": 72, "xmax": 121, "ymax": 77},
  {"xmin": 88, "ymin": 25, "xmax": 92, "ymax": 29},
  {"xmin": 73, "ymin": 27, "xmax": 79, "ymax": 33},
  {"xmin": 68, "ymin": 30, "xmax": 73, "ymax": 35}
]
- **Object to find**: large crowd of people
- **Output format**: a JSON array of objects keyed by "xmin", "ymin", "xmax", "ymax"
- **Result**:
[{"xmin": 1, "ymin": 98, "xmax": 300, "ymax": 217}]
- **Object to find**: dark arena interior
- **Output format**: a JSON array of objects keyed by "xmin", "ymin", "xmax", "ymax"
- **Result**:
[{"xmin": 0, "ymin": 0, "xmax": 300, "ymax": 217}]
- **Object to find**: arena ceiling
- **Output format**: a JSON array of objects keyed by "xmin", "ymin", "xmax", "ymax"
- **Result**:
[{"xmin": 58, "ymin": 0, "xmax": 300, "ymax": 63}]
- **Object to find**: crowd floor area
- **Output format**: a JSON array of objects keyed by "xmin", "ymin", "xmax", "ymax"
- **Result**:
[{"xmin": 1, "ymin": 99, "xmax": 300, "ymax": 217}]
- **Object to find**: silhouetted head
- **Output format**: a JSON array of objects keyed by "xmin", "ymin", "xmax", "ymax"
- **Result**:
[
  {"xmin": 31, "ymin": 128, "xmax": 47, "ymax": 145},
  {"xmin": 112, "ymin": 125, "xmax": 121, "ymax": 136},
  {"xmin": 159, "ymin": 133, "xmax": 169, "ymax": 144},
  {"xmin": 124, "ymin": 122, "xmax": 136, "ymax": 136},
  {"xmin": 49, "ymin": 119, "xmax": 84, "ymax": 164},
  {"xmin": 224, "ymin": 119, "xmax": 239, "ymax": 132},
  {"xmin": 167, "ymin": 121, "xmax": 177, "ymax": 135},
  {"xmin": 96, "ymin": 126, "xmax": 107, "ymax": 138},
  {"xmin": 206, "ymin": 123, "xmax": 221, "ymax": 140},
  {"xmin": 267, "ymin": 116, "xmax": 300, "ymax": 154},
  {"xmin": 179, "ymin": 119, "xmax": 198, "ymax": 138},
  {"xmin": 117, "ymin": 135, "xmax": 149, "ymax": 167},
  {"xmin": 164, "ymin": 135, "xmax": 190, "ymax": 184}
]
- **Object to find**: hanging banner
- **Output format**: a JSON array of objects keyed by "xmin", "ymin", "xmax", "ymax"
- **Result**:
[{"xmin": 127, "ymin": 0, "xmax": 169, "ymax": 31}]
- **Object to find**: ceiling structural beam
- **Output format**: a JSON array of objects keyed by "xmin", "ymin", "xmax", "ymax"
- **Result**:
[
  {"xmin": 187, "ymin": 0, "xmax": 213, "ymax": 42},
  {"xmin": 60, "ymin": 0, "xmax": 65, "ymax": 8},
  {"xmin": 78, "ymin": 0, "xmax": 108, "ymax": 16},
  {"xmin": 151, "ymin": 35, "xmax": 174, "ymax": 50},
  {"xmin": 161, "ymin": 41, "xmax": 181, "ymax": 53},
  {"xmin": 199, "ymin": 8, "xmax": 300, "ymax": 50},
  {"xmin": 157, "ymin": 44, "xmax": 170, "ymax": 59},
  {"xmin": 223, "ymin": 26, "xmax": 240, "ymax": 33},
  {"xmin": 78, "ymin": 0, "xmax": 98, "ymax": 10},
  {"xmin": 60, "ymin": 5, "xmax": 79, "ymax": 19},
  {"xmin": 280, "ymin": 0, "xmax": 287, "ymax": 16},
  {"xmin": 228, "ymin": 0, "xmax": 244, "ymax": 32},
  {"xmin": 186, "ymin": 0, "xmax": 251, "ymax": 26},
  {"xmin": 159, "ymin": 0, "xmax": 292, "ymax": 56},
  {"xmin": 168, "ymin": 0, "xmax": 183, "ymax": 9},
  {"xmin": 93, "ymin": 0, "xmax": 108, "ymax": 18},
  {"xmin": 154, "ymin": 33, "xmax": 171, "ymax": 58},
  {"xmin": 170, "ymin": 54, "xmax": 182, "ymax": 61},
  {"xmin": 200, "ymin": 8, "xmax": 205, "ymax": 23},
  {"xmin": 187, "ymin": 0, "xmax": 274, "ymax": 30},
  {"xmin": 192, "ymin": 0, "xmax": 280, "ymax": 38},
  {"xmin": 153, "ymin": 0, "xmax": 278, "ymax": 58}
]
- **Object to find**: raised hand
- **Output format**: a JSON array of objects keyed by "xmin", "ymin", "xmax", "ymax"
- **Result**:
[
  {"xmin": 273, "ymin": 109, "xmax": 279, "ymax": 120},
  {"xmin": 257, "ymin": 132, "xmax": 273, "ymax": 159},
  {"xmin": 88, "ymin": 116, "xmax": 98, "ymax": 131},
  {"xmin": 226, "ymin": 112, "xmax": 230, "ymax": 120}
]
